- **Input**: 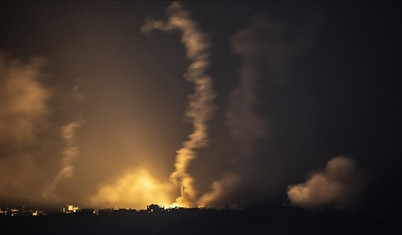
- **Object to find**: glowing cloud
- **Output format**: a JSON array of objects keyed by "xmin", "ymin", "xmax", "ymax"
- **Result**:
[
  {"xmin": 0, "ymin": 52, "xmax": 51, "ymax": 200},
  {"xmin": 0, "ymin": 52, "xmax": 50, "ymax": 144},
  {"xmin": 287, "ymin": 156, "xmax": 364, "ymax": 209},
  {"xmin": 90, "ymin": 168, "xmax": 174, "ymax": 209},
  {"xmin": 142, "ymin": 1, "xmax": 215, "ymax": 207}
]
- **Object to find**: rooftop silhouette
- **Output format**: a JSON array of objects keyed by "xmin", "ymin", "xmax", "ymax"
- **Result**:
[{"xmin": 0, "ymin": 203, "xmax": 399, "ymax": 234}]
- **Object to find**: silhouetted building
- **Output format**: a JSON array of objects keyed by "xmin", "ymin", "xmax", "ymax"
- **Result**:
[
  {"xmin": 98, "ymin": 208, "xmax": 113, "ymax": 215},
  {"xmin": 139, "ymin": 209, "xmax": 148, "ymax": 214},
  {"xmin": 76, "ymin": 208, "xmax": 94, "ymax": 215},
  {"xmin": 147, "ymin": 204, "xmax": 164, "ymax": 213},
  {"xmin": 112, "ymin": 208, "xmax": 137, "ymax": 215}
]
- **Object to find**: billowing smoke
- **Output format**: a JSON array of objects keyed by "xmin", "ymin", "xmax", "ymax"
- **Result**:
[
  {"xmin": 142, "ymin": 1, "xmax": 215, "ymax": 207},
  {"xmin": 0, "ymin": 51, "xmax": 51, "ymax": 202},
  {"xmin": 287, "ymin": 156, "xmax": 364, "ymax": 209}
]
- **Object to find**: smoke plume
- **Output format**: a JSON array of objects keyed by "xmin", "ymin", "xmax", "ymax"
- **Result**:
[
  {"xmin": 200, "ymin": 17, "xmax": 276, "ymax": 208},
  {"xmin": 287, "ymin": 156, "xmax": 363, "ymax": 209},
  {"xmin": 142, "ymin": 1, "xmax": 215, "ymax": 207},
  {"xmin": 200, "ymin": 15, "xmax": 321, "ymax": 207},
  {"xmin": 226, "ymin": 14, "xmax": 321, "ymax": 155},
  {"xmin": 0, "ymin": 51, "xmax": 51, "ymax": 201},
  {"xmin": 43, "ymin": 121, "xmax": 82, "ymax": 200},
  {"xmin": 225, "ymin": 16, "xmax": 291, "ymax": 156},
  {"xmin": 0, "ymin": 52, "xmax": 50, "ymax": 144},
  {"xmin": 43, "ymin": 82, "xmax": 83, "ymax": 200}
]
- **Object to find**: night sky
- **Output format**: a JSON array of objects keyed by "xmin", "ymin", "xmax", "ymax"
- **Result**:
[{"xmin": 0, "ymin": 1, "xmax": 400, "ymax": 210}]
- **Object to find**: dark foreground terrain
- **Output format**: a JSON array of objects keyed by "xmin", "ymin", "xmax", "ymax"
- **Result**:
[{"xmin": 1, "ymin": 206, "xmax": 398, "ymax": 235}]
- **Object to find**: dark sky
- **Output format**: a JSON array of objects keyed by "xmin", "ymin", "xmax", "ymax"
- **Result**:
[{"xmin": 0, "ymin": 1, "xmax": 400, "ymax": 209}]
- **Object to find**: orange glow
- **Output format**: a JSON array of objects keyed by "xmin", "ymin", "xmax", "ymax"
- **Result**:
[
  {"xmin": 169, "ymin": 202, "xmax": 183, "ymax": 208},
  {"xmin": 90, "ymin": 168, "xmax": 175, "ymax": 209}
]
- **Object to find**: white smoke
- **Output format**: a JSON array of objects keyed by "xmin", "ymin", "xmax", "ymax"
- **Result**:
[
  {"xmin": 142, "ymin": 1, "xmax": 215, "ymax": 207},
  {"xmin": 287, "ymin": 156, "xmax": 364, "ymax": 209}
]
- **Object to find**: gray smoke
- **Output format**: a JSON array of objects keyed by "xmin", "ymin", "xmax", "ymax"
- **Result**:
[
  {"xmin": 201, "ymin": 14, "xmax": 321, "ymax": 207},
  {"xmin": 199, "ymin": 17, "xmax": 279, "ymax": 208}
]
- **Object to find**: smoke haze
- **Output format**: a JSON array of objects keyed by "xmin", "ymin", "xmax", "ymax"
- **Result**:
[{"xmin": 0, "ymin": 52, "xmax": 52, "ymax": 203}]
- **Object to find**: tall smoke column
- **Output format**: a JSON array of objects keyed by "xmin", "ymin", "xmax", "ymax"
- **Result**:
[
  {"xmin": 142, "ymin": 1, "xmax": 215, "ymax": 207},
  {"xmin": 225, "ymin": 13, "xmax": 320, "ymax": 153},
  {"xmin": 225, "ymin": 17, "xmax": 274, "ymax": 156},
  {"xmin": 43, "ymin": 84, "xmax": 83, "ymax": 200},
  {"xmin": 199, "ymin": 16, "xmax": 294, "ymax": 207},
  {"xmin": 199, "ymin": 18, "xmax": 272, "ymax": 208}
]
